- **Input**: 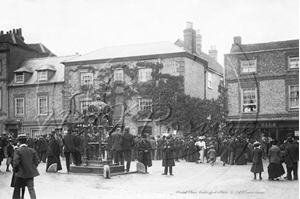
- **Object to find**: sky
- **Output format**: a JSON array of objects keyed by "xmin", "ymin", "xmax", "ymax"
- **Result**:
[{"xmin": 1, "ymin": 0, "xmax": 299, "ymax": 63}]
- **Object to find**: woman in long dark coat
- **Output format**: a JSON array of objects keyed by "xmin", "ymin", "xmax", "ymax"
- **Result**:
[
  {"xmin": 161, "ymin": 135, "xmax": 175, "ymax": 175},
  {"xmin": 251, "ymin": 142, "xmax": 264, "ymax": 180},
  {"xmin": 137, "ymin": 134, "xmax": 152, "ymax": 173},
  {"xmin": 268, "ymin": 140, "xmax": 285, "ymax": 180},
  {"xmin": 46, "ymin": 132, "xmax": 62, "ymax": 172},
  {"xmin": 235, "ymin": 137, "xmax": 247, "ymax": 165}
]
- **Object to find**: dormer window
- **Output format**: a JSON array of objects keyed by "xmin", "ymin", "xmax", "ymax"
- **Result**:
[
  {"xmin": 15, "ymin": 72, "xmax": 24, "ymax": 83},
  {"xmin": 37, "ymin": 71, "xmax": 47, "ymax": 81}
]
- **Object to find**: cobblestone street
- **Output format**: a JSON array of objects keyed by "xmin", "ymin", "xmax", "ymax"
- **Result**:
[{"xmin": 0, "ymin": 158, "xmax": 298, "ymax": 199}]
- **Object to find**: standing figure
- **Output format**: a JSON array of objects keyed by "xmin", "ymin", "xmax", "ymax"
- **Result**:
[
  {"xmin": 6, "ymin": 139, "xmax": 14, "ymax": 172},
  {"xmin": 111, "ymin": 128, "xmax": 124, "ymax": 165},
  {"xmin": 207, "ymin": 146, "xmax": 217, "ymax": 166},
  {"xmin": 195, "ymin": 136, "xmax": 206, "ymax": 163},
  {"xmin": 12, "ymin": 134, "xmax": 40, "ymax": 199},
  {"xmin": 137, "ymin": 134, "xmax": 152, "ymax": 174},
  {"xmin": 227, "ymin": 137, "xmax": 236, "ymax": 165},
  {"xmin": 284, "ymin": 137, "xmax": 299, "ymax": 180},
  {"xmin": 46, "ymin": 131, "xmax": 62, "ymax": 172},
  {"xmin": 38, "ymin": 135, "xmax": 48, "ymax": 163},
  {"xmin": 149, "ymin": 135, "xmax": 157, "ymax": 160},
  {"xmin": 251, "ymin": 142, "xmax": 264, "ymax": 180},
  {"xmin": 219, "ymin": 139, "xmax": 229, "ymax": 166},
  {"xmin": 156, "ymin": 136, "xmax": 165, "ymax": 160},
  {"xmin": 120, "ymin": 127, "xmax": 135, "ymax": 172},
  {"xmin": 235, "ymin": 137, "xmax": 247, "ymax": 165},
  {"xmin": 267, "ymin": 140, "xmax": 285, "ymax": 180},
  {"xmin": 161, "ymin": 134, "xmax": 175, "ymax": 175},
  {"xmin": 63, "ymin": 130, "xmax": 77, "ymax": 172}
]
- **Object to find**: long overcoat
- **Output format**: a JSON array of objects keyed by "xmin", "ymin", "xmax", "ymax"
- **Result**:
[
  {"xmin": 162, "ymin": 140, "xmax": 175, "ymax": 167},
  {"xmin": 137, "ymin": 139, "xmax": 152, "ymax": 167}
]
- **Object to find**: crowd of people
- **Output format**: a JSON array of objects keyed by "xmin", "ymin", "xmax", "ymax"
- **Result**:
[{"xmin": 0, "ymin": 128, "xmax": 298, "ymax": 198}]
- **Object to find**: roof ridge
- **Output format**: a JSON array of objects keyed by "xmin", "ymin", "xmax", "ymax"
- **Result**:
[{"xmin": 240, "ymin": 39, "xmax": 299, "ymax": 46}]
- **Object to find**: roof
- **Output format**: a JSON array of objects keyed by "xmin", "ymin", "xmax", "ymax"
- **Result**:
[
  {"xmin": 11, "ymin": 55, "xmax": 79, "ymax": 86},
  {"xmin": 64, "ymin": 41, "xmax": 186, "ymax": 63},
  {"xmin": 197, "ymin": 51, "xmax": 223, "ymax": 75},
  {"xmin": 28, "ymin": 43, "xmax": 56, "ymax": 56},
  {"xmin": 230, "ymin": 39, "xmax": 299, "ymax": 53},
  {"xmin": 0, "ymin": 33, "xmax": 35, "ymax": 52}
]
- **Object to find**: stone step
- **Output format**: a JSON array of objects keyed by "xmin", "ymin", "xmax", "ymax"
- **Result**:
[{"xmin": 70, "ymin": 164, "xmax": 124, "ymax": 174}]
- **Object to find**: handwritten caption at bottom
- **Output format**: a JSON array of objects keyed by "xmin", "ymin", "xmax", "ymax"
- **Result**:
[{"xmin": 176, "ymin": 190, "xmax": 265, "ymax": 195}]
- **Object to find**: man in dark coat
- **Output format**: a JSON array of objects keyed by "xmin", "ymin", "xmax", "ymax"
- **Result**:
[
  {"xmin": 46, "ymin": 131, "xmax": 62, "ymax": 172},
  {"xmin": 111, "ymin": 128, "xmax": 124, "ymax": 165},
  {"xmin": 38, "ymin": 135, "xmax": 48, "ymax": 163},
  {"xmin": 12, "ymin": 134, "xmax": 40, "ymax": 199},
  {"xmin": 137, "ymin": 134, "xmax": 152, "ymax": 173},
  {"xmin": 161, "ymin": 134, "xmax": 175, "ymax": 175},
  {"xmin": 120, "ymin": 127, "xmax": 135, "ymax": 172},
  {"xmin": 156, "ymin": 136, "xmax": 165, "ymax": 160},
  {"xmin": 63, "ymin": 130, "xmax": 78, "ymax": 172},
  {"xmin": 284, "ymin": 137, "xmax": 299, "ymax": 180}
]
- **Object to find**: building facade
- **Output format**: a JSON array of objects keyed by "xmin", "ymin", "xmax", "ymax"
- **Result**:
[
  {"xmin": 225, "ymin": 37, "xmax": 299, "ymax": 143},
  {"xmin": 0, "ymin": 29, "xmax": 54, "ymax": 136},
  {"xmin": 63, "ymin": 23, "xmax": 223, "ymax": 137},
  {"xmin": 7, "ymin": 55, "xmax": 77, "ymax": 138}
]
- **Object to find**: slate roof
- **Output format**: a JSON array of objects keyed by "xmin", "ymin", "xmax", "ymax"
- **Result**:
[
  {"xmin": 28, "ymin": 43, "xmax": 56, "ymax": 56},
  {"xmin": 230, "ymin": 39, "xmax": 299, "ymax": 53},
  {"xmin": 64, "ymin": 41, "xmax": 186, "ymax": 63},
  {"xmin": 11, "ymin": 55, "xmax": 79, "ymax": 86}
]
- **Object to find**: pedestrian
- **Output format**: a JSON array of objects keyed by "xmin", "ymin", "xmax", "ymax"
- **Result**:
[
  {"xmin": 38, "ymin": 134, "xmax": 48, "ymax": 163},
  {"xmin": 137, "ymin": 134, "xmax": 152, "ymax": 174},
  {"xmin": 219, "ymin": 139, "xmax": 229, "ymax": 166},
  {"xmin": 12, "ymin": 134, "xmax": 40, "ymax": 199},
  {"xmin": 227, "ymin": 137, "xmax": 236, "ymax": 165},
  {"xmin": 251, "ymin": 141, "xmax": 264, "ymax": 180},
  {"xmin": 119, "ymin": 127, "xmax": 135, "ymax": 172},
  {"xmin": 195, "ymin": 136, "xmax": 206, "ymax": 163},
  {"xmin": 161, "ymin": 134, "xmax": 175, "ymax": 176},
  {"xmin": 149, "ymin": 135, "xmax": 157, "ymax": 160},
  {"xmin": 235, "ymin": 136, "xmax": 247, "ymax": 165},
  {"xmin": 6, "ymin": 139, "xmax": 14, "ymax": 172},
  {"xmin": 11, "ymin": 143, "xmax": 26, "ymax": 199},
  {"xmin": 156, "ymin": 136, "xmax": 165, "ymax": 160},
  {"xmin": 284, "ymin": 137, "xmax": 299, "ymax": 180},
  {"xmin": 46, "ymin": 131, "xmax": 62, "ymax": 172},
  {"xmin": 267, "ymin": 140, "xmax": 285, "ymax": 180},
  {"xmin": 111, "ymin": 128, "xmax": 124, "ymax": 165},
  {"xmin": 207, "ymin": 145, "xmax": 217, "ymax": 166},
  {"xmin": 63, "ymin": 129, "xmax": 77, "ymax": 172}
]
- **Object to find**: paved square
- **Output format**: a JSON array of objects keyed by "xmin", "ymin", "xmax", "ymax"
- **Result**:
[{"xmin": 0, "ymin": 158, "xmax": 298, "ymax": 199}]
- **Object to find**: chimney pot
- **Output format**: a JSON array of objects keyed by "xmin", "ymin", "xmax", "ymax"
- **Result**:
[
  {"xmin": 209, "ymin": 45, "xmax": 218, "ymax": 61},
  {"xmin": 234, "ymin": 36, "xmax": 242, "ymax": 45},
  {"xmin": 186, "ymin": 21, "xmax": 193, "ymax": 29}
]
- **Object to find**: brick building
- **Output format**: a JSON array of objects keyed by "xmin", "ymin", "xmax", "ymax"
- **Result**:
[
  {"xmin": 0, "ymin": 29, "xmax": 55, "ymax": 136},
  {"xmin": 225, "ymin": 37, "xmax": 299, "ymax": 143},
  {"xmin": 7, "ymin": 55, "xmax": 78, "ymax": 137},
  {"xmin": 63, "ymin": 22, "xmax": 223, "ymax": 137}
]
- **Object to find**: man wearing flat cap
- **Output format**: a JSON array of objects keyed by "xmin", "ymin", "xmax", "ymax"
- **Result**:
[{"xmin": 12, "ymin": 134, "xmax": 40, "ymax": 199}]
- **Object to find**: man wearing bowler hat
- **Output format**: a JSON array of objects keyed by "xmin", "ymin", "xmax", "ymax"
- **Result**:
[{"xmin": 12, "ymin": 134, "xmax": 40, "ymax": 199}]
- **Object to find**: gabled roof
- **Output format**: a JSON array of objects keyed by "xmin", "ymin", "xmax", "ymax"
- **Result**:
[
  {"xmin": 230, "ymin": 39, "xmax": 299, "ymax": 53},
  {"xmin": 11, "ymin": 55, "xmax": 79, "ymax": 86},
  {"xmin": 197, "ymin": 51, "xmax": 223, "ymax": 75},
  {"xmin": 28, "ymin": 43, "xmax": 56, "ymax": 56},
  {"xmin": 64, "ymin": 41, "xmax": 186, "ymax": 63}
]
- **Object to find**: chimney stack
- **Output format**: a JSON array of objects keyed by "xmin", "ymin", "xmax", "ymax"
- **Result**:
[
  {"xmin": 209, "ymin": 45, "xmax": 218, "ymax": 61},
  {"xmin": 196, "ymin": 29, "xmax": 202, "ymax": 53},
  {"xmin": 183, "ymin": 21, "xmax": 196, "ymax": 54},
  {"xmin": 234, "ymin": 36, "xmax": 242, "ymax": 45}
]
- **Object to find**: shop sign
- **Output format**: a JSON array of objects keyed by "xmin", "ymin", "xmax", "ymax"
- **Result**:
[{"xmin": 260, "ymin": 122, "xmax": 277, "ymax": 127}]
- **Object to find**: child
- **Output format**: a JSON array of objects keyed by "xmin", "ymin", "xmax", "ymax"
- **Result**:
[
  {"xmin": 207, "ymin": 146, "xmax": 217, "ymax": 166},
  {"xmin": 6, "ymin": 139, "xmax": 14, "ymax": 172},
  {"xmin": 251, "ymin": 141, "xmax": 264, "ymax": 180}
]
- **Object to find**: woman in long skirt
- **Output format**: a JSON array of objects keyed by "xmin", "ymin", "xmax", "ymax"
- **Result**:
[
  {"xmin": 251, "ymin": 141, "xmax": 264, "ymax": 180},
  {"xmin": 137, "ymin": 134, "xmax": 152, "ymax": 173},
  {"xmin": 267, "ymin": 140, "xmax": 285, "ymax": 180}
]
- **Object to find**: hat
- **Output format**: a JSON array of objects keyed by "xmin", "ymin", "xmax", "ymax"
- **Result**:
[
  {"xmin": 253, "ymin": 141, "xmax": 260, "ymax": 147},
  {"xmin": 287, "ymin": 137, "xmax": 294, "ymax": 143},
  {"xmin": 199, "ymin": 136, "xmax": 205, "ymax": 140},
  {"xmin": 17, "ymin": 134, "xmax": 27, "ymax": 140}
]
